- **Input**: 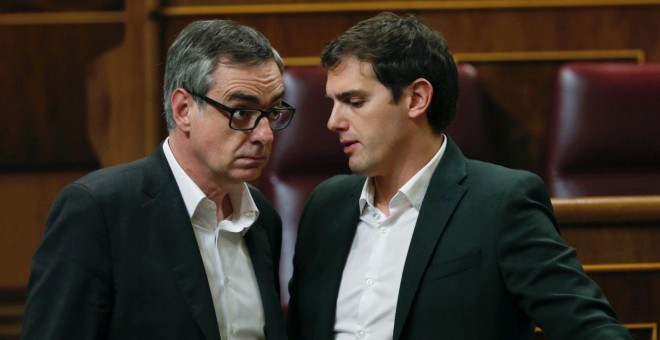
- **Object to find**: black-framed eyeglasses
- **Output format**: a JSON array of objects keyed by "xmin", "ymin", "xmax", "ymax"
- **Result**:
[{"xmin": 189, "ymin": 91, "xmax": 296, "ymax": 131}]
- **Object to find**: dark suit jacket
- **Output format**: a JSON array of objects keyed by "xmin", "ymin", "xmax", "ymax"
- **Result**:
[
  {"xmin": 22, "ymin": 146, "xmax": 286, "ymax": 340},
  {"xmin": 287, "ymin": 138, "xmax": 630, "ymax": 340}
]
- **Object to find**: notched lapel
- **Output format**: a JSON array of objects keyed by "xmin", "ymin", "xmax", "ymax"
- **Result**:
[
  {"xmin": 316, "ymin": 184, "xmax": 362, "ymax": 335},
  {"xmin": 142, "ymin": 149, "xmax": 221, "ymax": 340},
  {"xmin": 245, "ymin": 224, "xmax": 286, "ymax": 339},
  {"xmin": 327, "ymin": 193, "xmax": 362, "ymax": 276},
  {"xmin": 393, "ymin": 138, "xmax": 468, "ymax": 339}
]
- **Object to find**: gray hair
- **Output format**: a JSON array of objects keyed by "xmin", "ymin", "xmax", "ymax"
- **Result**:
[{"xmin": 163, "ymin": 19, "xmax": 284, "ymax": 130}]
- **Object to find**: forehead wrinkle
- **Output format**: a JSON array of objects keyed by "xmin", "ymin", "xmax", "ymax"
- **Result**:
[
  {"xmin": 214, "ymin": 59, "xmax": 284, "ymax": 106},
  {"xmin": 226, "ymin": 91, "xmax": 260, "ymax": 105}
]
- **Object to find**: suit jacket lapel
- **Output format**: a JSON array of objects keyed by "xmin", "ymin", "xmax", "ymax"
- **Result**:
[
  {"xmin": 142, "ymin": 147, "xmax": 221, "ymax": 340},
  {"xmin": 320, "ymin": 182, "xmax": 363, "ymax": 335},
  {"xmin": 245, "ymin": 222, "xmax": 286, "ymax": 339},
  {"xmin": 393, "ymin": 139, "xmax": 468, "ymax": 339}
]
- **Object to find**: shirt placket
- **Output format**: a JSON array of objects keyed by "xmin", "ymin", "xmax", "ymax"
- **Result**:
[{"xmin": 356, "ymin": 206, "xmax": 389, "ymax": 339}]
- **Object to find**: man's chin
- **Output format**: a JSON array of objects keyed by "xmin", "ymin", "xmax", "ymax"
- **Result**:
[
  {"xmin": 233, "ymin": 168, "xmax": 263, "ymax": 183},
  {"xmin": 348, "ymin": 162, "xmax": 366, "ymax": 176},
  {"xmin": 348, "ymin": 156, "xmax": 378, "ymax": 177}
]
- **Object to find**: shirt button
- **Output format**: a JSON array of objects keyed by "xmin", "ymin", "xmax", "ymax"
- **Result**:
[
  {"xmin": 357, "ymin": 329, "xmax": 366, "ymax": 338},
  {"xmin": 365, "ymin": 278, "xmax": 374, "ymax": 286},
  {"xmin": 379, "ymin": 226, "xmax": 387, "ymax": 234}
]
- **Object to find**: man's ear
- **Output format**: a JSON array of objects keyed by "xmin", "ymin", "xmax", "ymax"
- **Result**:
[
  {"xmin": 408, "ymin": 78, "xmax": 433, "ymax": 119},
  {"xmin": 171, "ymin": 88, "xmax": 193, "ymax": 132}
]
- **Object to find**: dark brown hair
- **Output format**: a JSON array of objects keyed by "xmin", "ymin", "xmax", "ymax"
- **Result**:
[{"xmin": 321, "ymin": 12, "xmax": 459, "ymax": 134}]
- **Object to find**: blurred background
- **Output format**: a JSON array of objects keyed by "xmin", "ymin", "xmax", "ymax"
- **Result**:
[{"xmin": 1, "ymin": 0, "xmax": 659, "ymax": 338}]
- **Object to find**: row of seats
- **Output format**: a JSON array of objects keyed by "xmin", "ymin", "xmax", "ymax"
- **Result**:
[
  {"xmin": 260, "ymin": 62, "xmax": 660, "ymax": 305},
  {"xmin": 544, "ymin": 62, "xmax": 660, "ymax": 197}
]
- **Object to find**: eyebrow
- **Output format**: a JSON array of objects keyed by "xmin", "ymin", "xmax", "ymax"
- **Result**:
[
  {"xmin": 226, "ymin": 91, "xmax": 285, "ymax": 107},
  {"xmin": 332, "ymin": 90, "xmax": 367, "ymax": 102}
]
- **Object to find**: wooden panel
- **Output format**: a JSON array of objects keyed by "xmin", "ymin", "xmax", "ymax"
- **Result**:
[
  {"xmin": 535, "ymin": 323, "xmax": 658, "ymax": 340},
  {"xmin": 0, "ymin": 24, "xmax": 122, "ymax": 170},
  {"xmin": 201, "ymin": 7, "xmax": 660, "ymax": 65},
  {"xmin": 554, "ymin": 196, "xmax": 660, "ymax": 223},
  {"xmin": 553, "ymin": 196, "xmax": 660, "ymax": 335},
  {"xmin": 554, "ymin": 196, "xmax": 660, "ymax": 264},
  {"xmin": 0, "ymin": 11, "xmax": 125, "ymax": 25},
  {"xmin": 0, "ymin": 0, "xmax": 122, "ymax": 12},
  {"xmin": 0, "ymin": 171, "xmax": 88, "ymax": 289},
  {"xmin": 162, "ymin": 0, "xmax": 660, "ymax": 9},
  {"xmin": 588, "ymin": 270, "xmax": 660, "ymax": 328},
  {"xmin": 85, "ymin": 0, "xmax": 163, "ymax": 166},
  {"xmin": 0, "ymin": 289, "xmax": 25, "ymax": 340}
]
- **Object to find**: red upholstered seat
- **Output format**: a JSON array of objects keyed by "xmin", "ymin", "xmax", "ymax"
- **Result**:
[
  {"xmin": 447, "ymin": 63, "xmax": 494, "ymax": 162},
  {"xmin": 544, "ymin": 62, "xmax": 660, "ymax": 197},
  {"xmin": 261, "ymin": 66, "xmax": 350, "ymax": 307},
  {"xmin": 264, "ymin": 64, "xmax": 492, "ymax": 306}
]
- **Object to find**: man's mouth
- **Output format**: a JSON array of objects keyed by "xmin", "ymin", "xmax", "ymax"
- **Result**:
[
  {"xmin": 340, "ymin": 140, "xmax": 358, "ymax": 154},
  {"xmin": 236, "ymin": 154, "xmax": 267, "ymax": 166}
]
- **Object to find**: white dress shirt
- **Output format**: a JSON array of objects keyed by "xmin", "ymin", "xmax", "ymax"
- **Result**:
[
  {"xmin": 163, "ymin": 139, "xmax": 265, "ymax": 340},
  {"xmin": 334, "ymin": 136, "xmax": 447, "ymax": 340}
]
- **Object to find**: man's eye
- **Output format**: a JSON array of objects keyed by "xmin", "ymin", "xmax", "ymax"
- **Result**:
[
  {"xmin": 268, "ymin": 111, "xmax": 282, "ymax": 120},
  {"xmin": 234, "ymin": 110, "xmax": 251, "ymax": 120},
  {"xmin": 349, "ymin": 100, "xmax": 364, "ymax": 108}
]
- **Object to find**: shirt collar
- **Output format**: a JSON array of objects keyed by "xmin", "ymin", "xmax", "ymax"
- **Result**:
[
  {"xmin": 223, "ymin": 183, "xmax": 260, "ymax": 234},
  {"xmin": 163, "ymin": 138, "xmax": 259, "ymax": 234},
  {"xmin": 359, "ymin": 134, "xmax": 447, "ymax": 212}
]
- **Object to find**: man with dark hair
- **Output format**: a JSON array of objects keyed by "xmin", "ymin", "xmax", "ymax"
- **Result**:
[
  {"xmin": 287, "ymin": 12, "xmax": 630, "ymax": 339},
  {"xmin": 22, "ymin": 20, "xmax": 293, "ymax": 339}
]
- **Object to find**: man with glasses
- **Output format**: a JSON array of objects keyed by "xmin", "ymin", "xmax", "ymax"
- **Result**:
[{"xmin": 22, "ymin": 20, "xmax": 292, "ymax": 340}]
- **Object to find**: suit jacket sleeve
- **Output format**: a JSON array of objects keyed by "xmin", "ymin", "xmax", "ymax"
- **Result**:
[
  {"xmin": 22, "ymin": 183, "xmax": 114, "ymax": 339},
  {"xmin": 497, "ymin": 172, "xmax": 631, "ymax": 339}
]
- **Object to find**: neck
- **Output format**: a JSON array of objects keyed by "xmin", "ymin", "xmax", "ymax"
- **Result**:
[
  {"xmin": 371, "ymin": 134, "xmax": 444, "ymax": 215},
  {"xmin": 168, "ymin": 134, "xmax": 237, "ymax": 222},
  {"xmin": 215, "ymin": 194, "xmax": 234, "ymax": 222}
]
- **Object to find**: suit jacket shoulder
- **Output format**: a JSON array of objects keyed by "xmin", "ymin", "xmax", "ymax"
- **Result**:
[
  {"xmin": 311, "ymin": 174, "xmax": 365, "ymax": 201},
  {"xmin": 289, "ymin": 137, "xmax": 630, "ymax": 340},
  {"xmin": 24, "ymin": 146, "xmax": 287, "ymax": 340}
]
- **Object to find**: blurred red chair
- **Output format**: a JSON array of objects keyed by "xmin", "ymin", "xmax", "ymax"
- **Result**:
[
  {"xmin": 264, "ymin": 64, "xmax": 492, "ymax": 307},
  {"xmin": 544, "ymin": 62, "xmax": 660, "ymax": 197},
  {"xmin": 447, "ymin": 63, "xmax": 494, "ymax": 162},
  {"xmin": 261, "ymin": 66, "xmax": 350, "ymax": 307}
]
